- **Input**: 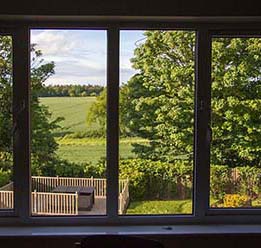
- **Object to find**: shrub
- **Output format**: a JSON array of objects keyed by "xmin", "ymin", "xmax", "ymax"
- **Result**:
[
  {"xmin": 210, "ymin": 165, "xmax": 233, "ymax": 201},
  {"xmin": 223, "ymin": 194, "xmax": 251, "ymax": 208},
  {"xmin": 119, "ymin": 159, "xmax": 193, "ymax": 201},
  {"xmin": 236, "ymin": 166, "xmax": 261, "ymax": 198},
  {"xmin": 0, "ymin": 169, "xmax": 11, "ymax": 188}
]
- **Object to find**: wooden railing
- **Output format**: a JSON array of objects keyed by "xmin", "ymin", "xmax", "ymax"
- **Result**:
[
  {"xmin": 32, "ymin": 176, "xmax": 128, "ymax": 198},
  {"xmin": 1, "ymin": 176, "xmax": 129, "ymax": 214},
  {"xmin": 0, "ymin": 191, "xmax": 13, "ymax": 209},
  {"xmin": 0, "ymin": 190, "xmax": 78, "ymax": 215},
  {"xmin": 32, "ymin": 176, "xmax": 107, "ymax": 197},
  {"xmin": 32, "ymin": 191, "xmax": 78, "ymax": 215},
  {"xmin": 119, "ymin": 179, "xmax": 129, "ymax": 214}
]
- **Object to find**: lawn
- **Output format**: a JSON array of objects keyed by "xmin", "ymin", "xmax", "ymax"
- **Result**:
[{"xmin": 126, "ymin": 200, "xmax": 192, "ymax": 215}]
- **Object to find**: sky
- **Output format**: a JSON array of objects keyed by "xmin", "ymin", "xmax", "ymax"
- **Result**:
[{"xmin": 30, "ymin": 30, "xmax": 145, "ymax": 86}]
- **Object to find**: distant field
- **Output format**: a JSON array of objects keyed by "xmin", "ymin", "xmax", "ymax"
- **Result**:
[
  {"xmin": 56, "ymin": 137, "xmax": 147, "ymax": 164},
  {"xmin": 40, "ymin": 97, "xmax": 99, "ymax": 135},
  {"xmin": 40, "ymin": 97, "xmax": 147, "ymax": 164}
]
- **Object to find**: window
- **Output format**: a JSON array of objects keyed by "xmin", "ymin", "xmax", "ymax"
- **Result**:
[{"xmin": 0, "ymin": 19, "xmax": 260, "ymax": 225}]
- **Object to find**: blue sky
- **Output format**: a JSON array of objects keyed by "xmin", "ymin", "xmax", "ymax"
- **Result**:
[{"xmin": 31, "ymin": 30, "xmax": 145, "ymax": 86}]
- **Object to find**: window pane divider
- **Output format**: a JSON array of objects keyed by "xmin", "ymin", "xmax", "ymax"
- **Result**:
[
  {"xmin": 106, "ymin": 27, "xmax": 120, "ymax": 219},
  {"xmin": 13, "ymin": 26, "xmax": 31, "ymax": 220},
  {"xmin": 194, "ymin": 29, "xmax": 212, "ymax": 219}
]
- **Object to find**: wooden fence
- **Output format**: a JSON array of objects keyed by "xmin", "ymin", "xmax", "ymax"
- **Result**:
[
  {"xmin": 0, "ymin": 191, "xmax": 78, "ymax": 215},
  {"xmin": 32, "ymin": 176, "xmax": 107, "ymax": 197},
  {"xmin": 32, "ymin": 176, "xmax": 128, "ymax": 199},
  {"xmin": 1, "ymin": 176, "xmax": 129, "ymax": 215},
  {"xmin": 0, "ymin": 191, "xmax": 13, "ymax": 209},
  {"xmin": 32, "ymin": 191, "xmax": 78, "ymax": 215}
]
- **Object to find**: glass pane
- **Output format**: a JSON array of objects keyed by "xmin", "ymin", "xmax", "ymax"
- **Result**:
[
  {"xmin": 30, "ymin": 30, "xmax": 107, "ymax": 216},
  {"xmin": 210, "ymin": 37, "xmax": 261, "ymax": 208},
  {"xmin": 0, "ymin": 35, "xmax": 14, "ymax": 210},
  {"xmin": 119, "ymin": 30, "xmax": 195, "ymax": 215}
]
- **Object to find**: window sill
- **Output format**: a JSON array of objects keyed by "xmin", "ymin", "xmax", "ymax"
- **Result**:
[{"xmin": 0, "ymin": 225, "xmax": 260, "ymax": 237}]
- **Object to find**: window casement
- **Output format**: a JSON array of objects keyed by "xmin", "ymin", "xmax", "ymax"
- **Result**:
[{"xmin": 0, "ymin": 18, "xmax": 260, "ymax": 226}]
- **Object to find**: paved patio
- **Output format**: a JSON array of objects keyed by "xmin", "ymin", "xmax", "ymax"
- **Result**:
[{"xmin": 79, "ymin": 197, "xmax": 106, "ymax": 215}]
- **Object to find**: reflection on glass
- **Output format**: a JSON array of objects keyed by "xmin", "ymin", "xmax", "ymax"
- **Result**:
[
  {"xmin": 0, "ymin": 35, "xmax": 14, "ymax": 210},
  {"xmin": 210, "ymin": 37, "xmax": 261, "ymax": 208},
  {"xmin": 119, "ymin": 30, "xmax": 195, "ymax": 215},
  {"xmin": 30, "ymin": 30, "xmax": 107, "ymax": 215}
]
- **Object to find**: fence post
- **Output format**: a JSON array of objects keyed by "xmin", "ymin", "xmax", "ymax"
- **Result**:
[
  {"xmin": 56, "ymin": 175, "xmax": 59, "ymax": 187},
  {"xmin": 119, "ymin": 193, "xmax": 122, "ymax": 214},
  {"xmin": 91, "ymin": 176, "xmax": 94, "ymax": 187},
  {"xmin": 33, "ymin": 190, "xmax": 37, "ymax": 214},
  {"xmin": 75, "ymin": 192, "xmax": 78, "ymax": 215}
]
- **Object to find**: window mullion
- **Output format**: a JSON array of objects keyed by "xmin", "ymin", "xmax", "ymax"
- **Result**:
[
  {"xmin": 13, "ymin": 26, "xmax": 31, "ymax": 220},
  {"xmin": 106, "ymin": 27, "xmax": 120, "ymax": 219},
  {"xmin": 194, "ymin": 29, "xmax": 212, "ymax": 219}
]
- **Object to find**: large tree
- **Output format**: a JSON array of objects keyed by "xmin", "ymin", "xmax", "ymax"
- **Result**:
[
  {"xmin": 0, "ymin": 36, "xmax": 62, "ymax": 177},
  {"xmin": 124, "ymin": 31, "xmax": 261, "ymax": 166}
]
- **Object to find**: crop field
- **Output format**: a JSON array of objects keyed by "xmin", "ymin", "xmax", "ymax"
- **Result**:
[
  {"xmin": 56, "ymin": 137, "xmax": 145, "ymax": 164},
  {"xmin": 40, "ymin": 97, "xmax": 99, "ymax": 135},
  {"xmin": 40, "ymin": 97, "xmax": 147, "ymax": 164}
]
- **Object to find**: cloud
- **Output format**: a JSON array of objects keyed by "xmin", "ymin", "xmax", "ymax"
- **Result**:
[{"xmin": 31, "ymin": 30, "xmax": 75, "ymax": 56}]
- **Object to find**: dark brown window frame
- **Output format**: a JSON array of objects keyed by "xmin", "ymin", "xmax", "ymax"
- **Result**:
[{"xmin": 0, "ymin": 17, "xmax": 260, "ymax": 226}]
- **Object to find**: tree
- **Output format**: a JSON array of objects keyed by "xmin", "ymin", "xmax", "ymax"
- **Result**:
[
  {"xmin": 123, "ymin": 31, "xmax": 261, "ymax": 166},
  {"xmin": 121, "ymin": 31, "xmax": 195, "ymax": 163},
  {"xmin": 211, "ymin": 37, "xmax": 261, "ymax": 167},
  {"xmin": 0, "ymin": 36, "xmax": 63, "ymax": 178},
  {"xmin": 86, "ymin": 88, "xmax": 106, "ymax": 135},
  {"xmin": 86, "ymin": 86, "xmax": 130, "ymax": 136}
]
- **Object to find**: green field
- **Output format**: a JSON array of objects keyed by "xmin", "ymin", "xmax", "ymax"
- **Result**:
[
  {"xmin": 40, "ymin": 96, "xmax": 99, "ymax": 135},
  {"xmin": 56, "ymin": 137, "xmax": 145, "ymax": 164},
  {"xmin": 40, "ymin": 97, "xmax": 147, "ymax": 164}
]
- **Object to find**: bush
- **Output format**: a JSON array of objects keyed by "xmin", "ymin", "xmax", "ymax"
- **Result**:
[
  {"xmin": 210, "ymin": 165, "xmax": 233, "ymax": 201},
  {"xmin": 236, "ymin": 166, "xmax": 261, "ymax": 198},
  {"xmin": 223, "ymin": 194, "xmax": 251, "ymax": 208},
  {"xmin": 119, "ymin": 159, "xmax": 193, "ymax": 201},
  {"xmin": 31, "ymin": 156, "xmax": 86, "ymax": 177},
  {"xmin": 84, "ymin": 158, "xmax": 106, "ymax": 178},
  {"xmin": 0, "ymin": 169, "xmax": 11, "ymax": 188}
]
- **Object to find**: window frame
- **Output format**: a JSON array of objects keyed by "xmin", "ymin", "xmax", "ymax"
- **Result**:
[{"xmin": 0, "ymin": 17, "xmax": 260, "ymax": 226}]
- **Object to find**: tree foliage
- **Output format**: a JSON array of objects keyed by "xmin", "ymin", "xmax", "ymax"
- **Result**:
[
  {"xmin": 211, "ymin": 37, "xmax": 261, "ymax": 166},
  {"xmin": 122, "ymin": 31, "xmax": 195, "ymax": 162},
  {"xmin": 123, "ymin": 32, "xmax": 261, "ymax": 166},
  {"xmin": 0, "ymin": 36, "xmax": 63, "ymax": 180}
]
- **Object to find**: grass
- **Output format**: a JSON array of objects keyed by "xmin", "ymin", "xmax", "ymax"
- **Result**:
[
  {"xmin": 56, "ymin": 137, "xmax": 147, "ymax": 164},
  {"xmin": 126, "ymin": 200, "xmax": 192, "ymax": 215},
  {"xmin": 40, "ymin": 96, "xmax": 99, "ymax": 135}
]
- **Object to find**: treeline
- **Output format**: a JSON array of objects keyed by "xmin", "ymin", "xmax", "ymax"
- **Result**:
[{"xmin": 38, "ymin": 84, "xmax": 104, "ymax": 97}]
